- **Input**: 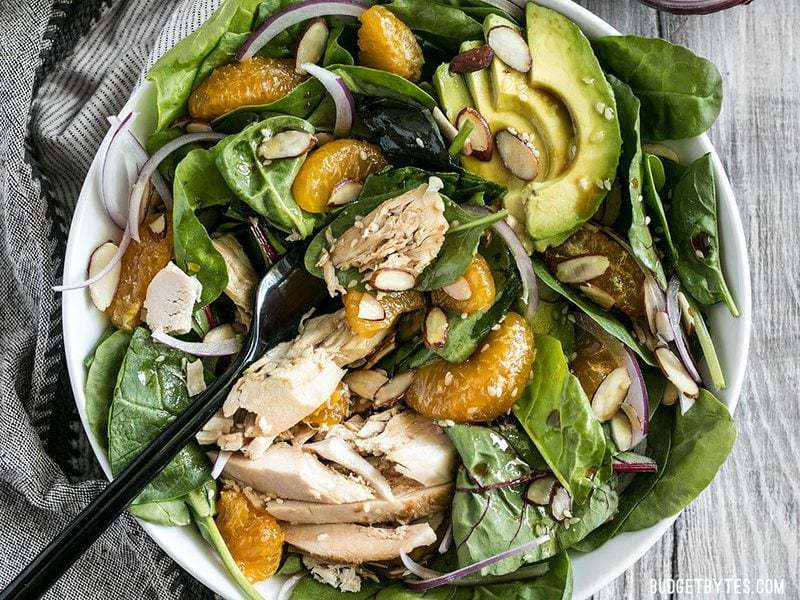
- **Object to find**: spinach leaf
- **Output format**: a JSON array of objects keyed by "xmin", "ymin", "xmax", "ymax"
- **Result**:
[
  {"xmin": 529, "ymin": 301, "xmax": 574, "ymax": 358},
  {"xmin": 667, "ymin": 153, "xmax": 738, "ymax": 315},
  {"xmin": 608, "ymin": 75, "xmax": 666, "ymax": 288},
  {"xmin": 146, "ymin": 0, "xmax": 261, "ymax": 130},
  {"xmin": 533, "ymin": 258, "xmax": 654, "ymax": 365},
  {"xmin": 128, "ymin": 498, "xmax": 192, "ymax": 527},
  {"xmin": 84, "ymin": 326, "xmax": 116, "ymax": 369},
  {"xmin": 85, "ymin": 329, "xmax": 131, "ymax": 448},
  {"xmin": 359, "ymin": 167, "xmax": 504, "ymax": 204},
  {"xmin": 147, "ymin": 127, "xmax": 201, "ymax": 182},
  {"xmin": 642, "ymin": 153, "xmax": 677, "ymax": 260},
  {"xmin": 592, "ymin": 36, "xmax": 723, "ymax": 141},
  {"xmin": 324, "ymin": 19, "xmax": 356, "ymax": 66},
  {"xmin": 383, "ymin": 0, "xmax": 484, "ymax": 52},
  {"xmin": 173, "ymin": 148, "xmax": 233, "ymax": 305},
  {"xmin": 212, "ymin": 115, "xmax": 317, "ymax": 238},
  {"xmin": 108, "ymin": 328, "xmax": 212, "ymax": 504},
  {"xmin": 290, "ymin": 577, "xmax": 382, "ymax": 599},
  {"xmin": 331, "ymin": 65, "xmax": 436, "ymax": 109}
]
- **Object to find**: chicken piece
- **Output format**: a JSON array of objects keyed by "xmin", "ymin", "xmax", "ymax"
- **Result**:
[
  {"xmin": 320, "ymin": 177, "xmax": 448, "ymax": 286},
  {"xmin": 265, "ymin": 483, "xmax": 453, "ymax": 525},
  {"xmin": 212, "ymin": 234, "xmax": 259, "ymax": 327},
  {"xmin": 296, "ymin": 309, "xmax": 389, "ymax": 367},
  {"xmin": 143, "ymin": 262, "xmax": 203, "ymax": 334},
  {"xmin": 355, "ymin": 411, "xmax": 457, "ymax": 487},
  {"xmin": 282, "ymin": 523, "xmax": 436, "ymax": 564},
  {"xmin": 218, "ymin": 444, "xmax": 375, "ymax": 503}
]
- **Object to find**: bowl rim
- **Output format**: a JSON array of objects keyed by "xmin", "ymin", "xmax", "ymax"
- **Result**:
[{"xmin": 60, "ymin": 1, "xmax": 752, "ymax": 598}]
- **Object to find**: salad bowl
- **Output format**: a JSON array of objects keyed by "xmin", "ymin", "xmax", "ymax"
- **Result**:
[{"xmin": 61, "ymin": 0, "xmax": 752, "ymax": 598}]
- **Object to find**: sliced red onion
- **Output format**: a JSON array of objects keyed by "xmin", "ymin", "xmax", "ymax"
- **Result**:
[
  {"xmin": 404, "ymin": 535, "xmax": 550, "ymax": 591},
  {"xmin": 613, "ymin": 451, "xmax": 657, "ymax": 473},
  {"xmin": 400, "ymin": 552, "xmax": 441, "ymax": 580},
  {"xmin": 637, "ymin": 0, "xmax": 753, "ymax": 15},
  {"xmin": 211, "ymin": 450, "xmax": 232, "ymax": 479},
  {"xmin": 249, "ymin": 217, "xmax": 281, "ymax": 266},
  {"xmin": 151, "ymin": 329, "xmax": 241, "ymax": 356},
  {"xmin": 643, "ymin": 274, "xmax": 667, "ymax": 339},
  {"xmin": 478, "ymin": 0, "xmax": 523, "ymax": 20},
  {"xmin": 236, "ymin": 0, "xmax": 368, "ymax": 61},
  {"xmin": 277, "ymin": 574, "xmax": 304, "ymax": 600},
  {"xmin": 101, "ymin": 113, "xmax": 137, "ymax": 229},
  {"xmin": 53, "ymin": 228, "xmax": 131, "ymax": 292},
  {"xmin": 666, "ymin": 277, "xmax": 702, "ymax": 383},
  {"xmin": 438, "ymin": 522, "xmax": 453, "ymax": 555},
  {"xmin": 463, "ymin": 206, "xmax": 538, "ymax": 321},
  {"xmin": 128, "ymin": 132, "xmax": 224, "ymax": 241},
  {"xmin": 300, "ymin": 63, "xmax": 355, "ymax": 137}
]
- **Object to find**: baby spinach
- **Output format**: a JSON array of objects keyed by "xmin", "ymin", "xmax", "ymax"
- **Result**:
[
  {"xmin": 323, "ymin": 19, "xmax": 356, "ymax": 66},
  {"xmin": 383, "ymin": 0, "xmax": 484, "ymax": 52},
  {"xmin": 533, "ymin": 258, "xmax": 654, "ymax": 365},
  {"xmin": 212, "ymin": 115, "xmax": 317, "ymax": 238},
  {"xmin": 642, "ymin": 153, "xmax": 677, "ymax": 260},
  {"xmin": 291, "ymin": 578, "xmax": 382, "ymax": 600},
  {"xmin": 84, "ymin": 329, "xmax": 131, "ymax": 448},
  {"xmin": 331, "ymin": 65, "xmax": 436, "ymax": 109},
  {"xmin": 172, "ymin": 148, "xmax": 232, "ymax": 305},
  {"xmin": 667, "ymin": 153, "xmax": 738, "ymax": 315},
  {"xmin": 514, "ymin": 335, "xmax": 609, "ymax": 506},
  {"xmin": 359, "ymin": 166, "xmax": 505, "ymax": 204},
  {"xmin": 128, "ymin": 498, "xmax": 192, "ymax": 527},
  {"xmin": 608, "ymin": 75, "xmax": 666, "ymax": 288},
  {"xmin": 529, "ymin": 301, "xmax": 574, "ymax": 358},
  {"xmin": 592, "ymin": 36, "xmax": 723, "ymax": 141}
]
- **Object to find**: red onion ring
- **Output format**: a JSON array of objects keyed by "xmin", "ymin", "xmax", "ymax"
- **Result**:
[
  {"xmin": 53, "ymin": 228, "xmax": 131, "ymax": 292},
  {"xmin": 300, "ymin": 63, "xmax": 355, "ymax": 137},
  {"xmin": 101, "ymin": 113, "xmax": 137, "ymax": 229},
  {"xmin": 277, "ymin": 574, "xmax": 304, "ymax": 600},
  {"xmin": 462, "ymin": 206, "xmax": 538, "ymax": 321},
  {"xmin": 151, "ymin": 329, "xmax": 241, "ymax": 356},
  {"xmin": 235, "ymin": 0, "xmax": 369, "ymax": 61},
  {"xmin": 636, "ymin": 0, "xmax": 753, "ymax": 15},
  {"xmin": 400, "ymin": 552, "xmax": 441, "ymax": 580},
  {"xmin": 666, "ymin": 276, "xmax": 702, "ymax": 383}
]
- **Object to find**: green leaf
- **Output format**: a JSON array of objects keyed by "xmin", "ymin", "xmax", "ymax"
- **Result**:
[
  {"xmin": 514, "ymin": 335, "xmax": 608, "ymax": 505},
  {"xmin": 383, "ymin": 0, "xmax": 484, "ymax": 52},
  {"xmin": 331, "ymin": 65, "xmax": 436, "ymax": 108},
  {"xmin": 128, "ymin": 499, "xmax": 192, "ymax": 527},
  {"xmin": 172, "ymin": 148, "xmax": 233, "ymax": 305},
  {"xmin": 323, "ymin": 19, "xmax": 355, "ymax": 66},
  {"xmin": 608, "ymin": 75, "xmax": 665, "ymax": 288},
  {"xmin": 642, "ymin": 153, "xmax": 677, "ymax": 260},
  {"xmin": 359, "ymin": 167, "xmax": 505, "ymax": 204},
  {"xmin": 291, "ymin": 577, "xmax": 382, "ymax": 599},
  {"xmin": 533, "ymin": 258, "xmax": 654, "ymax": 365},
  {"xmin": 592, "ymin": 36, "xmax": 723, "ymax": 141},
  {"xmin": 212, "ymin": 115, "xmax": 318, "ymax": 237},
  {"xmin": 85, "ymin": 329, "xmax": 131, "ymax": 448},
  {"xmin": 667, "ymin": 153, "xmax": 738, "ymax": 315},
  {"xmin": 277, "ymin": 553, "xmax": 305, "ymax": 576},
  {"xmin": 529, "ymin": 301, "xmax": 575, "ymax": 358}
]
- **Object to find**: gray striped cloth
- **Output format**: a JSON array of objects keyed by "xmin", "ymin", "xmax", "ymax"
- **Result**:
[{"xmin": 0, "ymin": 0, "xmax": 224, "ymax": 597}]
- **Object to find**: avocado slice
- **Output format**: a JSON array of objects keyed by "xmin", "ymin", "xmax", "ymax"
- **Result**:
[{"xmin": 433, "ymin": 6, "xmax": 621, "ymax": 244}]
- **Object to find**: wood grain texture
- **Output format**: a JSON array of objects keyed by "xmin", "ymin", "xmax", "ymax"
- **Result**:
[{"xmin": 571, "ymin": 1, "xmax": 800, "ymax": 598}]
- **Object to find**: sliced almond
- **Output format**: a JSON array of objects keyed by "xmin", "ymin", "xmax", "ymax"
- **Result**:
[
  {"xmin": 295, "ymin": 18, "xmax": 329, "ymax": 74},
  {"xmin": 374, "ymin": 371, "xmax": 416, "ymax": 407},
  {"xmin": 440, "ymin": 276, "xmax": 472, "ymax": 301},
  {"xmin": 456, "ymin": 108, "xmax": 492, "ymax": 161},
  {"xmin": 526, "ymin": 474, "xmax": 557, "ymax": 505},
  {"xmin": 495, "ymin": 129, "xmax": 539, "ymax": 180},
  {"xmin": 148, "ymin": 213, "xmax": 166, "ymax": 235},
  {"xmin": 679, "ymin": 394, "xmax": 696, "ymax": 415},
  {"xmin": 357, "ymin": 293, "xmax": 385, "ymax": 321},
  {"xmin": 554, "ymin": 255, "xmax": 610, "ymax": 284},
  {"xmin": 610, "ymin": 410, "xmax": 633, "ymax": 451},
  {"xmin": 185, "ymin": 121, "xmax": 212, "ymax": 133},
  {"xmin": 643, "ymin": 275, "xmax": 664, "ymax": 338},
  {"xmin": 88, "ymin": 242, "xmax": 122, "ymax": 311},
  {"xmin": 486, "ymin": 26, "xmax": 531, "ymax": 73},
  {"xmin": 344, "ymin": 369, "xmax": 389, "ymax": 400},
  {"xmin": 661, "ymin": 381, "xmax": 680, "ymax": 406},
  {"xmin": 258, "ymin": 130, "xmax": 316, "ymax": 160},
  {"xmin": 620, "ymin": 402, "xmax": 643, "ymax": 434},
  {"xmin": 370, "ymin": 268, "xmax": 415, "ymax": 291},
  {"xmin": 363, "ymin": 333, "xmax": 397, "ymax": 369},
  {"xmin": 677, "ymin": 291, "xmax": 695, "ymax": 336},
  {"xmin": 423, "ymin": 307, "xmax": 449, "ymax": 349},
  {"xmin": 655, "ymin": 310, "xmax": 674, "ymax": 343},
  {"xmin": 579, "ymin": 283, "xmax": 615, "ymax": 310},
  {"xmin": 591, "ymin": 367, "xmax": 632, "ymax": 422},
  {"xmin": 432, "ymin": 107, "xmax": 459, "ymax": 143},
  {"xmin": 328, "ymin": 179, "xmax": 363, "ymax": 207},
  {"xmin": 449, "ymin": 44, "xmax": 494, "ymax": 74},
  {"xmin": 655, "ymin": 347, "xmax": 700, "ymax": 399},
  {"xmin": 550, "ymin": 485, "xmax": 572, "ymax": 521}
]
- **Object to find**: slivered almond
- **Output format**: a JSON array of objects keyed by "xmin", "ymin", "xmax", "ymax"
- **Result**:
[
  {"xmin": 620, "ymin": 403, "xmax": 642, "ymax": 434},
  {"xmin": 370, "ymin": 268, "xmax": 415, "ymax": 291},
  {"xmin": 496, "ymin": 129, "xmax": 539, "ymax": 180},
  {"xmin": 456, "ymin": 108, "xmax": 492, "ymax": 161},
  {"xmin": 579, "ymin": 283, "xmax": 615, "ymax": 309},
  {"xmin": 259, "ymin": 130, "xmax": 316, "ymax": 160},
  {"xmin": 185, "ymin": 121, "xmax": 212, "ymax": 133},
  {"xmin": 678, "ymin": 291, "xmax": 695, "ymax": 336},
  {"xmin": 432, "ymin": 107, "xmax": 459, "ymax": 143},
  {"xmin": 423, "ymin": 307, "xmax": 449, "ymax": 349},
  {"xmin": 88, "ymin": 242, "xmax": 121, "ymax": 312},
  {"xmin": 357, "ymin": 293, "xmax": 385, "ymax": 321},
  {"xmin": 295, "ymin": 18, "xmax": 329, "ymax": 74},
  {"xmin": 526, "ymin": 474, "xmax": 557, "ymax": 506},
  {"xmin": 655, "ymin": 310, "xmax": 674, "ymax": 342},
  {"xmin": 610, "ymin": 410, "xmax": 633, "ymax": 451},
  {"xmin": 591, "ymin": 367, "xmax": 631, "ymax": 421},
  {"xmin": 554, "ymin": 255, "xmax": 610, "ymax": 284},
  {"xmin": 550, "ymin": 486, "xmax": 572, "ymax": 521},
  {"xmin": 148, "ymin": 213, "xmax": 166, "ymax": 234},
  {"xmin": 661, "ymin": 381, "xmax": 680, "ymax": 406},
  {"xmin": 440, "ymin": 276, "xmax": 472, "ymax": 301},
  {"xmin": 344, "ymin": 369, "xmax": 389, "ymax": 400},
  {"xmin": 328, "ymin": 179, "xmax": 363, "ymax": 207},
  {"xmin": 486, "ymin": 26, "xmax": 531, "ymax": 73},
  {"xmin": 655, "ymin": 347, "xmax": 700, "ymax": 398},
  {"xmin": 374, "ymin": 371, "xmax": 416, "ymax": 407},
  {"xmin": 449, "ymin": 44, "xmax": 494, "ymax": 74}
]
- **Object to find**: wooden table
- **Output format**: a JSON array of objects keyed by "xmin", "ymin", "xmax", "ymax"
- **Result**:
[{"xmin": 573, "ymin": 1, "xmax": 799, "ymax": 598}]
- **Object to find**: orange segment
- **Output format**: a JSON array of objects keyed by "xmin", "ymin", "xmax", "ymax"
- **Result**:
[
  {"xmin": 216, "ymin": 489, "xmax": 284, "ymax": 583},
  {"xmin": 358, "ymin": 5, "xmax": 424, "ymax": 82},
  {"xmin": 188, "ymin": 57, "xmax": 306, "ymax": 122},
  {"xmin": 304, "ymin": 383, "xmax": 350, "ymax": 430},
  {"xmin": 292, "ymin": 139, "xmax": 386, "ymax": 213},
  {"xmin": 405, "ymin": 312, "xmax": 535, "ymax": 422},
  {"xmin": 571, "ymin": 326, "xmax": 618, "ymax": 399},
  {"xmin": 431, "ymin": 254, "xmax": 496, "ymax": 315},
  {"xmin": 343, "ymin": 290, "xmax": 425, "ymax": 337}
]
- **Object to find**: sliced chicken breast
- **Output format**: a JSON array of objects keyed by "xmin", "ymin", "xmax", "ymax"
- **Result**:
[{"xmin": 143, "ymin": 262, "xmax": 203, "ymax": 334}]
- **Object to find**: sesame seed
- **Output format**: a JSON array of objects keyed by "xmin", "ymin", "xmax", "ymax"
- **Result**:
[
  {"xmin": 579, "ymin": 177, "xmax": 590, "ymax": 191},
  {"xmin": 604, "ymin": 107, "xmax": 615, "ymax": 121},
  {"xmin": 461, "ymin": 312, "xmax": 468, "ymax": 319},
  {"xmin": 645, "ymin": 216, "xmax": 652, "ymax": 225},
  {"xmin": 481, "ymin": 344, "xmax": 490, "ymax": 352},
  {"xmin": 595, "ymin": 101, "xmax": 606, "ymax": 115},
  {"xmin": 604, "ymin": 179, "xmax": 612, "ymax": 190},
  {"xmin": 359, "ymin": 150, "xmax": 368, "ymax": 160},
  {"xmin": 582, "ymin": 77, "xmax": 595, "ymax": 85},
  {"xmin": 491, "ymin": 323, "xmax": 501, "ymax": 331},
  {"xmin": 415, "ymin": 137, "xmax": 424, "ymax": 147},
  {"xmin": 444, "ymin": 372, "xmax": 453, "ymax": 386},
  {"xmin": 637, "ymin": 195, "xmax": 644, "ymax": 203}
]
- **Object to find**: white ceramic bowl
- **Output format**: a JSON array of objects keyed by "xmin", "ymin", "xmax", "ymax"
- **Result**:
[{"xmin": 61, "ymin": 1, "xmax": 752, "ymax": 598}]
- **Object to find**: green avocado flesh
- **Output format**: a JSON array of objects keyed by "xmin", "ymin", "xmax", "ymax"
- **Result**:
[{"xmin": 434, "ymin": 5, "xmax": 621, "ymax": 244}]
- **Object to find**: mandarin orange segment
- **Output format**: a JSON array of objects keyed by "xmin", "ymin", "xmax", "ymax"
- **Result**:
[
  {"xmin": 405, "ymin": 312, "xmax": 535, "ymax": 422},
  {"xmin": 357, "ymin": 5, "xmax": 424, "ymax": 82},
  {"xmin": 292, "ymin": 139, "xmax": 387, "ymax": 213},
  {"xmin": 216, "ymin": 489, "xmax": 284, "ymax": 583},
  {"xmin": 188, "ymin": 57, "xmax": 306, "ymax": 122},
  {"xmin": 107, "ymin": 211, "xmax": 172, "ymax": 331},
  {"xmin": 571, "ymin": 326, "xmax": 618, "ymax": 399},
  {"xmin": 304, "ymin": 383, "xmax": 350, "ymax": 430},
  {"xmin": 343, "ymin": 290, "xmax": 425, "ymax": 337},
  {"xmin": 431, "ymin": 254, "xmax": 496, "ymax": 315}
]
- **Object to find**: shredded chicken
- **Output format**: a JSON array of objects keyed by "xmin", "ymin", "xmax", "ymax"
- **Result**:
[{"xmin": 212, "ymin": 234, "xmax": 258, "ymax": 327}]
